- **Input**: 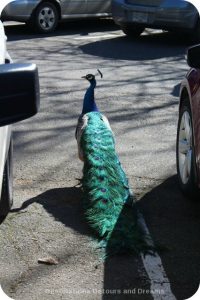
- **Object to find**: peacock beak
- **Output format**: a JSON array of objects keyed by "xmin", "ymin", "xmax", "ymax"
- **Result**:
[{"xmin": 81, "ymin": 76, "xmax": 87, "ymax": 79}]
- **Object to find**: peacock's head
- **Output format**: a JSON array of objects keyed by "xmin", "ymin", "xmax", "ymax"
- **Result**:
[
  {"xmin": 82, "ymin": 74, "xmax": 95, "ymax": 83},
  {"xmin": 82, "ymin": 69, "xmax": 103, "ymax": 83}
]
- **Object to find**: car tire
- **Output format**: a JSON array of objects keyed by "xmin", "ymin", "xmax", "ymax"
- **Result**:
[
  {"xmin": 190, "ymin": 19, "xmax": 200, "ymax": 43},
  {"xmin": 121, "ymin": 25, "xmax": 145, "ymax": 38},
  {"xmin": 176, "ymin": 99, "xmax": 199, "ymax": 198},
  {"xmin": 0, "ymin": 139, "xmax": 13, "ymax": 217},
  {"xmin": 29, "ymin": 2, "xmax": 59, "ymax": 34}
]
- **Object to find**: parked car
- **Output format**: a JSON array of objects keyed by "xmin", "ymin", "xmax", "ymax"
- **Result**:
[
  {"xmin": 0, "ymin": 15, "xmax": 40, "ymax": 218},
  {"xmin": 2, "ymin": 0, "xmax": 112, "ymax": 34},
  {"xmin": 176, "ymin": 43, "xmax": 200, "ymax": 198},
  {"xmin": 112, "ymin": 0, "xmax": 200, "ymax": 40}
]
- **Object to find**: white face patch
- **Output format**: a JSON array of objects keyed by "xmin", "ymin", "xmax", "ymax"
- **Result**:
[{"xmin": 87, "ymin": 74, "xmax": 94, "ymax": 81}]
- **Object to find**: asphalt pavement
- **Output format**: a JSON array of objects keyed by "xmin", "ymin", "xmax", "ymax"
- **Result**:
[{"xmin": 0, "ymin": 20, "xmax": 200, "ymax": 300}]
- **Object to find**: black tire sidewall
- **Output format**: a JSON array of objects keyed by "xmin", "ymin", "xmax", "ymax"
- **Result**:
[
  {"xmin": 176, "ymin": 101, "xmax": 198, "ymax": 198},
  {"xmin": 121, "ymin": 25, "xmax": 145, "ymax": 37},
  {"xmin": 190, "ymin": 18, "xmax": 200, "ymax": 43}
]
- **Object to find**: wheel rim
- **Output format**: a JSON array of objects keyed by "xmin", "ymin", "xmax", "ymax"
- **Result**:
[
  {"xmin": 178, "ymin": 110, "xmax": 193, "ymax": 184},
  {"xmin": 38, "ymin": 6, "xmax": 55, "ymax": 31}
]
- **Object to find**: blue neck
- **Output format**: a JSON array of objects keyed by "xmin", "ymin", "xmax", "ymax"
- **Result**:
[{"xmin": 82, "ymin": 79, "xmax": 99, "ymax": 114}]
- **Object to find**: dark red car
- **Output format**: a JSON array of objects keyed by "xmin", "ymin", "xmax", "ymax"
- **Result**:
[{"xmin": 176, "ymin": 44, "xmax": 200, "ymax": 198}]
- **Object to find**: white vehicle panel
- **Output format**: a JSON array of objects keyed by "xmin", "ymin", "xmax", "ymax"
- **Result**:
[{"xmin": 0, "ymin": 126, "xmax": 11, "ymax": 197}]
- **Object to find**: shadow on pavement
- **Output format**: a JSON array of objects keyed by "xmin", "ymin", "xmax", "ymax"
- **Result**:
[
  {"xmin": 10, "ymin": 175, "xmax": 200, "ymax": 299},
  {"xmin": 80, "ymin": 31, "xmax": 189, "ymax": 61},
  {"xmin": 4, "ymin": 19, "xmax": 119, "ymax": 41},
  {"xmin": 0, "ymin": 215, "xmax": 7, "ymax": 225},
  {"xmin": 137, "ymin": 175, "xmax": 200, "ymax": 300},
  {"xmin": 11, "ymin": 185, "xmax": 92, "ymax": 236},
  {"xmin": 171, "ymin": 83, "xmax": 181, "ymax": 97}
]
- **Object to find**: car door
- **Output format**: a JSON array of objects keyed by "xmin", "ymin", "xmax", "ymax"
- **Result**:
[
  {"xmin": 86, "ymin": 0, "xmax": 111, "ymax": 15},
  {"xmin": 61, "ymin": 0, "xmax": 87, "ymax": 16}
]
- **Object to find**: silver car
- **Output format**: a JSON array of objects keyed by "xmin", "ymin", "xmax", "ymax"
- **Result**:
[
  {"xmin": 112, "ymin": 0, "xmax": 200, "ymax": 40},
  {"xmin": 2, "ymin": 0, "xmax": 112, "ymax": 33},
  {"xmin": 0, "ymin": 11, "xmax": 40, "ymax": 219}
]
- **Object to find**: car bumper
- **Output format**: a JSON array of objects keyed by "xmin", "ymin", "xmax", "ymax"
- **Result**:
[
  {"xmin": 2, "ymin": 0, "xmax": 40, "ymax": 22},
  {"xmin": 112, "ymin": 0, "xmax": 198, "ymax": 30}
]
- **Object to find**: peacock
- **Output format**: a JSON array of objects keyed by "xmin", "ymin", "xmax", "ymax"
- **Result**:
[{"xmin": 76, "ymin": 70, "xmax": 153, "ymax": 256}]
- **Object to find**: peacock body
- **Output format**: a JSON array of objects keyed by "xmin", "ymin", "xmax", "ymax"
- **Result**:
[{"xmin": 76, "ymin": 72, "xmax": 152, "ymax": 255}]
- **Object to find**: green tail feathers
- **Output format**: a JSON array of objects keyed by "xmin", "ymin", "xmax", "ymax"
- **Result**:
[{"xmin": 80, "ymin": 112, "xmax": 152, "ymax": 255}]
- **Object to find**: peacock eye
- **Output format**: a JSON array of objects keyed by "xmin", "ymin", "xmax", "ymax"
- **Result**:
[{"xmin": 101, "ymin": 198, "xmax": 108, "ymax": 204}]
